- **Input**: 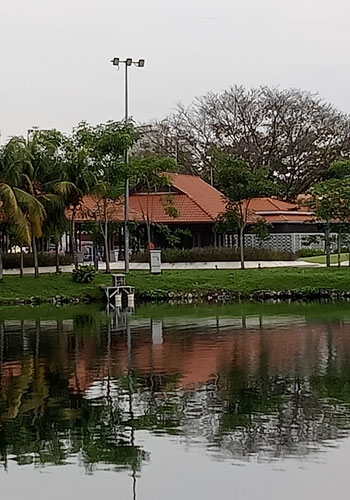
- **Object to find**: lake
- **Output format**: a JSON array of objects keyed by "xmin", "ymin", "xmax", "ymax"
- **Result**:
[{"xmin": 1, "ymin": 301, "xmax": 350, "ymax": 499}]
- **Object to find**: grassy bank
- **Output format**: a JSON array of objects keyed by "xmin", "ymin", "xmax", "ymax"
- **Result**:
[
  {"xmin": 127, "ymin": 267, "xmax": 350, "ymax": 299},
  {"xmin": 301, "ymin": 253, "xmax": 349, "ymax": 265},
  {"xmin": 0, "ymin": 273, "xmax": 110, "ymax": 303},
  {"xmin": 1, "ymin": 267, "xmax": 350, "ymax": 303}
]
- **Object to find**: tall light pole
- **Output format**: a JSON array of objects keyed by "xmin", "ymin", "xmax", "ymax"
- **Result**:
[{"xmin": 111, "ymin": 57, "xmax": 145, "ymax": 274}]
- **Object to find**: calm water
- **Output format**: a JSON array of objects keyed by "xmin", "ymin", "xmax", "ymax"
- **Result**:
[{"xmin": 1, "ymin": 302, "xmax": 350, "ymax": 499}]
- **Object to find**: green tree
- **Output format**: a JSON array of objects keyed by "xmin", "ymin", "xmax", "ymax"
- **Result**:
[
  {"xmin": 215, "ymin": 153, "xmax": 276, "ymax": 269},
  {"xmin": 129, "ymin": 154, "xmax": 178, "ymax": 247},
  {"xmin": 1, "ymin": 132, "xmax": 65, "ymax": 277},
  {"xmin": 84, "ymin": 121, "xmax": 137, "ymax": 273},
  {"xmin": 60, "ymin": 124, "xmax": 98, "ymax": 267},
  {"xmin": 306, "ymin": 178, "xmax": 350, "ymax": 267}
]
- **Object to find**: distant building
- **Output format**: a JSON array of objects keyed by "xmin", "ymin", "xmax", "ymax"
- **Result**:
[{"xmin": 66, "ymin": 174, "xmax": 324, "ymax": 254}]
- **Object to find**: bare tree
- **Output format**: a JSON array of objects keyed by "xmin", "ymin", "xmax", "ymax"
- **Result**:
[{"xmin": 141, "ymin": 86, "xmax": 350, "ymax": 198}]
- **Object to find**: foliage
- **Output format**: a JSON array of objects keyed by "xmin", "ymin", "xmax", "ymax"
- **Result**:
[
  {"xmin": 2, "ymin": 252, "xmax": 73, "ymax": 269},
  {"xmin": 72, "ymin": 264, "xmax": 97, "ymax": 284},
  {"xmin": 305, "ymin": 176, "xmax": 350, "ymax": 266},
  {"xmin": 156, "ymin": 224, "xmax": 192, "ymax": 248},
  {"xmin": 251, "ymin": 219, "xmax": 272, "ymax": 245},
  {"xmin": 129, "ymin": 154, "xmax": 178, "ymax": 244},
  {"xmin": 326, "ymin": 160, "xmax": 350, "ymax": 180},
  {"xmin": 297, "ymin": 248, "xmax": 325, "ymax": 258},
  {"xmin": 215, "ymin": 152, "xmax": 276, "ymax": 268}
]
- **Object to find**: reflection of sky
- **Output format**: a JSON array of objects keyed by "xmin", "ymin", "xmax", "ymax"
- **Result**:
[{"xmin": 0, "ymin": 431, "xmax": 349, "ymax": 500}]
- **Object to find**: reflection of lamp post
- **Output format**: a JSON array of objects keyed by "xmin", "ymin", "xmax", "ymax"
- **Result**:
[
  {"xmin": 126, "ymin": 313, "xmax": 137, "ymax": 500},
  {"xmin": 111, "ymin": 58, "xmax": 145, "ymax": 274}
]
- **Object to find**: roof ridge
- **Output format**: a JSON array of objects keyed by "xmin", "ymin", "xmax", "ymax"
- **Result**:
[{"xmin": 170, "ymin": 173, "xmax": 224, "ymax": 221}]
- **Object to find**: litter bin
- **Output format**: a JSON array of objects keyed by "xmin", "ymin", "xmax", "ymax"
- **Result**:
[{"xmin": 150, "ymin": 250, "xmax": 162, "ymax": 275}]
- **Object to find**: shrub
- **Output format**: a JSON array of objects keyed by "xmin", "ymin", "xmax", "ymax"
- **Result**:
[
  {"xmin": 72, "ymin": 265, "xmax": 97, "ymax": 284},
  {"xmin": 2, "ymin": 252, "xmax": 73, "ymax": 269},
  {"xmin": 297, "ymin": 248, "xmax": 324, "ymax": 258},
  {"xmin": 131, "ymin": 247, "xmax": 296, "ymax": 263}
]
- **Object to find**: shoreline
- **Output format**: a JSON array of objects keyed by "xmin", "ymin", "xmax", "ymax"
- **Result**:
[{"xmin": 0, "ymin": 267, "xmax": 350, "ymax": 305}]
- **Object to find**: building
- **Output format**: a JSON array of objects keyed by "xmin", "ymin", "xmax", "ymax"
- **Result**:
[{"xmin": 66, "ymin": 173, "xmax": 324, "ymax": 255}]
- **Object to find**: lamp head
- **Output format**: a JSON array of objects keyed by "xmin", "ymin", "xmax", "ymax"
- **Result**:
[{"xmin": 111, "ymin": 57, "xmax": 119, "ymax": 66}]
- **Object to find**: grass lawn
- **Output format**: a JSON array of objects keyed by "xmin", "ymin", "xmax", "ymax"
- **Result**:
[
  {"xmin": 0, "ymin": 273, "xmax": 112, "ymax": 303},
  {"xmin": 126, "ymin": 267, "xmax": 350, "ymax": 297},
  {"xmin": 1, "ymin": 267, "xmax": 350, "ymax": 303},
  {"xmin": 301, "ymin": 253, "xmax": 350, "ymax": 265}
]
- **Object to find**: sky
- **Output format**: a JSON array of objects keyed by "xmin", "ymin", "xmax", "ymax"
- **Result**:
[{"xmin": 1, "ymin": 0, "xmax": 350, "ymax": 142}]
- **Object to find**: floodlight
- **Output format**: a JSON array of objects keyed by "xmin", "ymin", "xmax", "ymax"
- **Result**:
[
  {"xmin": 111, "ymin": 57, "xmax": 119, "ymax": 66},
  {"xmin": 138, "ymin": 59, "xmax": 145, "ymax": 67},
  {"xmin": 126, "ymin": 58, "xmax": 132, "ymax": 66}
]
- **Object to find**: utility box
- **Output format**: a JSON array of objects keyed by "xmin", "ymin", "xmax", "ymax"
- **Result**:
[
  {"xmin": 150, "ymin": 250, "xmax": 162, "ymax": 275},
  {"xmin": 109, "ymin": 250, "xmax": 119, "ymax": 262},
  {"xmin": 76, "ymin": 252, "xmax": 84, "ymax": 264}
]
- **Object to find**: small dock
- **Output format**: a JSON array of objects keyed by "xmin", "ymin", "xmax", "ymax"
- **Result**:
[{"xmin": 103, "ymin": 274, "xmax": 135, "ymax": 311}]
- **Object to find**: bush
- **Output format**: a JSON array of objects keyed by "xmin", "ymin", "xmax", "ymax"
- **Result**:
[
  {"xmin": 297, "ymin": 248, "xmax": 325, "ymax": 258},
  {"xmin": 131, "ymin": 247, "xmax": 296, "ymax": 263},
  {"xmin": 72, "ymin": 265, "xmax": 97, "ymax": 284},
  {"xmin": 2, "ymin": 252, "xmax": 73, "ymax": 269}
]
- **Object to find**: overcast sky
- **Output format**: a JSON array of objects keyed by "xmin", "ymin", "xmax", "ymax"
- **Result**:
[{"xmin": 1, "ymin": 0, "xmax": 350, "ymax": 142}]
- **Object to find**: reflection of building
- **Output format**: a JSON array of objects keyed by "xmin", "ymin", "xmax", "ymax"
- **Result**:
[{"xmin": 3, "ymin": 313, "xmax": 350, "ymax": 466}]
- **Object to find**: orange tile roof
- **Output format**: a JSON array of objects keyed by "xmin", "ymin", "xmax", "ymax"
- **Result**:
[
  {"xmin": 65, "ymin": 183, "xmax": 315, "ymax": 226},
  {"xmin": 67, "ymin": 174, "xmax": 227, "ymax": 224},
  {"xmin": 166, "ymin": 173, "xmax": 227, "ymax": 219},
  {"xmin": 246, "ymin": 197, "xmax": 315, "ymax": 224},
  {"xmin": 129, "ymin": 193, "xmax": 215, "ymax": 223},
  {"xmin": 247, "ymin": 198, "xmax": 297, "ymax": 212}
]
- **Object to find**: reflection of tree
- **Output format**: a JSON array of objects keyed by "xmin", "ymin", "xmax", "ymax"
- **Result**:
[
  {"xmin": 0, "ymin": 368, "xmax": 147, "ymax": 471},
  {"xmin": 0, "ymin": 316, "xmax": 148, "ymax": 473},
  {"xmin": 4, "ymin": 313, "xmax": 350, "ymax": 471}
]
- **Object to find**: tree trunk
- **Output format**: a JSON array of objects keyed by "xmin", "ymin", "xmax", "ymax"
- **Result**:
[
  {"xmin": 146, "ymin": 220, "xmax": 151, "ymax": 247},
  {"xmin": 104, "ymin": 233, "xmax": 110, "ymax": 274},
  {"xmin": 0, "ymin": 250, "xmax": 3, "ymax": 281},
  {"xmin": 20, "ymin": 249, "xmax": 24, "ymax": 278},
  {"xmin": 32, "ymin": 237, "xmax": 39, "ymax": 278},
  {"xmin": 71, "ymin": 219, "xmax": 78, "ymax": 268},
  {"xmin": 55, "ymin": 241, "xmax": 60, "ymax": 274},
  {"xmin": 325, "ymin": 225, "xmax": 331, "ymax": 268},
  {"xmin": 239, "ymin": 225, "xmax": 245, "ymax": 270},
  {"xmin": 338, "ymin": 227, "xmax": 342, "ymax": 268}
]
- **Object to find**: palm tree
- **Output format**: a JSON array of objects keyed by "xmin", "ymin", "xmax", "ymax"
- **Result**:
[
  {"xmin": 0, "ymin": 182, "xmax": 45, "ymax": 279},
  {"xmin": 60, "ymin": 140, "xmax": 97, "ymax": 268},
  {"xmin": 0, "ymin": 132, "xmax": 61, "ymax": 277}
]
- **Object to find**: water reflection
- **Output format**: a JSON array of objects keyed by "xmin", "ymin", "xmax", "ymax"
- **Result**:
[{"xmin": 1, "ymin": 305, "xmax": 350, "ymax": 477}]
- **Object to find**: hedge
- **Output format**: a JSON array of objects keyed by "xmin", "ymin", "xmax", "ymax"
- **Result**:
[
  {"xmin": 131, "ymin": 247, "xmax": 296, "ymax": 263},
  {"xmin": 2, "ymin": 252, "xmax": 73, "ymax": 269}
]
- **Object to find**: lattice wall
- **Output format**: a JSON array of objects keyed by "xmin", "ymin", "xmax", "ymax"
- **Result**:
[{"xmin": 224, "ymin": 232, "xmax": 331, "ymax": 252}]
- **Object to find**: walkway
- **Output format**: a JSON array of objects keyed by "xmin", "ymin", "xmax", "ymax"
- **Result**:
[{"xmin": 2, "ymin": 259, "xmax": 322, "ymax": 275}]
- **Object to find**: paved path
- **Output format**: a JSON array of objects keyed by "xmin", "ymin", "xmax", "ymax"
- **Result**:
[{"xmin": 2, "ymin": 259, "xmax": 322, "ymax": 275}]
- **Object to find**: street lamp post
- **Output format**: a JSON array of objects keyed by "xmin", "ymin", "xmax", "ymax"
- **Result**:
[{"xmin": 111, "ymin": 57, "xmax": 145, "ymax": 274}]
